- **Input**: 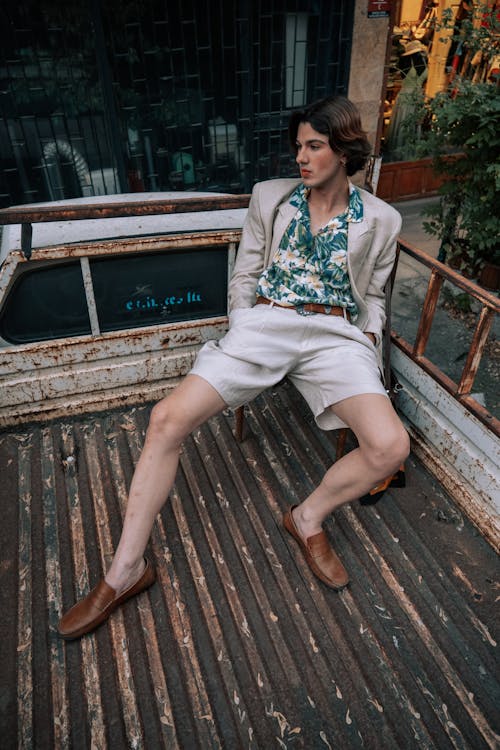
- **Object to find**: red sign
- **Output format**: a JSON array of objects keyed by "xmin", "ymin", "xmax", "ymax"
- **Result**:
[{"xmin": 367, "ymin": 0, "xmax": 391, "ymax": 18}]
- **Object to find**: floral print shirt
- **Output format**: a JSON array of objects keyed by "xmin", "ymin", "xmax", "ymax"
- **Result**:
[{"xmin": 255, "ymin": 183, "xmax": 363, "ymax": 319}]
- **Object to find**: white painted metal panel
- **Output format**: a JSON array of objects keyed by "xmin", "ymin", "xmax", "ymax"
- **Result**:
[
  {"xmin": 0, "ymin": 318, "xmax": 228, "ymax": 425},
  {"xmin": 392, "ymin": 346, "xmax": 500, "ymax": 549}
]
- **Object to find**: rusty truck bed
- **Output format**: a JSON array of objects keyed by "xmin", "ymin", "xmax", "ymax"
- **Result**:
[{"xmin": 1, "ymin": 381, "xmax": 498, "ymax": 749}]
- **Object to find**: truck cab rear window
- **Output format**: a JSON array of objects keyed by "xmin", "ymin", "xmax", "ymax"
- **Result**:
[
  {"xmin": 90, "ymin": 248, "xmax": 227, "ymax": 332},
  {"xmin": 0, "ymin": 262, "xmax": 91, "ymax": 344}
]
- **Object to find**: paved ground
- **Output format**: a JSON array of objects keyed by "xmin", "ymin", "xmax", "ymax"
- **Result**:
[
  {"xmin": 390, "ymin": 198, "xmax": 499, "ymax": 418},
  {"xmin": 393, "ymin": 197, "xmax": 442, "ymax": 259}
]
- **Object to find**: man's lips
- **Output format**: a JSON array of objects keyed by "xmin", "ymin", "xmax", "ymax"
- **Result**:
[{"xmin": 300, "ymin": 169, "xmax": 312, "ymax": 177}]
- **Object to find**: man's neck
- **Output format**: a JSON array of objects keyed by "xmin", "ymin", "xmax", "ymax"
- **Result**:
[{"xmin": 308, "ymin": 179, "xmax": 350, "ymax": 218}]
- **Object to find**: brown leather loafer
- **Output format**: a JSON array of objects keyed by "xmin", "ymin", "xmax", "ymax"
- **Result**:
[
  {"xmin": 283, "ymin": 506, "xmax": 349, "ymax": 590},
  {"xmin": 58, "ymin": 557, "xmax": 156, "ymax": 640}
]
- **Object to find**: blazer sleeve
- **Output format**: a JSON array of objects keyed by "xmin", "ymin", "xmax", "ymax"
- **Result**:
[
  {"xmin": 228, "ymin": 182, "xmax": 267, "ymax": 312},
  {"xmin": 363, "ymin": 210, "xmax": 402, "ymax": 341}
]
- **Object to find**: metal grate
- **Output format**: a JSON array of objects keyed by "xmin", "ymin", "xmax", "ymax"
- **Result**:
[{"xmin": 0, "ymin": 0, "xmax": 354, "ymax": 206}]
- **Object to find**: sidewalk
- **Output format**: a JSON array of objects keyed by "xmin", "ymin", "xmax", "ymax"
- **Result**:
[
  {"xmin": 389, "ymin": 197, "xmax": 498, "ymax": 418},
  {"xmin": 394, "ymin": 196, "xmax": 441, "ymax": 259}
]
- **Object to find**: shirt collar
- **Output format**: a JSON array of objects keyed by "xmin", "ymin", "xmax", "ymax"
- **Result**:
[{"xmin": 346, "ymin": 184, "xmax": 363, "ymax": 223}]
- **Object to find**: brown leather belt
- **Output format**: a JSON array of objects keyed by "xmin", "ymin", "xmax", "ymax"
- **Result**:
[{"xmin": 255, "ymin": 295, "xmax": 350, "ymax": 320}]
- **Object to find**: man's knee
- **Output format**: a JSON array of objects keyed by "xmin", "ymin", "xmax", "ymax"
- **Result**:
[
  {"xmin": 394, "ymin": 427, "xmax": 411, "ymax": 466},
  {"xmin": 147, "ymin": 395, "xmax": 190, "ymax": 446},
  {"xmin": 365, "ymin": 425, "xmax": 410, "ymax": 476}
]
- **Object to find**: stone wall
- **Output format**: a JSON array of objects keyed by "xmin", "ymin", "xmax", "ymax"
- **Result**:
[{"xmin": 348, "ymin": 0, "xmax": 392, "ymax": 154}]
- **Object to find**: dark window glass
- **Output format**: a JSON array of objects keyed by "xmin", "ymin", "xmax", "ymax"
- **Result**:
[
  {"xmin": 90, "ymin": 248, "xmax": 228, "ymax": 332},
  {"xmin": 0, "ymin": 261, "xmax": 91, "ymax": 343}
]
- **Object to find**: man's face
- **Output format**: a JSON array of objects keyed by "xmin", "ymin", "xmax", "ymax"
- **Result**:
[{"xmin": 295, "ymin": 121, "xmax": 346, "ymax": 190}]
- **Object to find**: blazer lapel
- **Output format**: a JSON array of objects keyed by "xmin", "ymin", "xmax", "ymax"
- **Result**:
[
  {"xmin": 347, "ymin": 217, "xmax": 374, "ymax": 271},
  {"xmin": 267, "ymin": 199, "xmax": 297, "ymax": 260}
]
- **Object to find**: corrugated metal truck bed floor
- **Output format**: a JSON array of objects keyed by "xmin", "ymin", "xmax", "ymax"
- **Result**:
[{"xmin": 1, "ymin": 382, "xmax": 499, "ymax": 749}]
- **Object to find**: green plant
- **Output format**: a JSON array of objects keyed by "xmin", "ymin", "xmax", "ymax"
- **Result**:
[
  {"xmin": 420, "ymin": 4, "xmax": 500, "ymax": 278},
  {"xmin": 422, "ymin": 78, "xmax": 500, "ymax": 273}
]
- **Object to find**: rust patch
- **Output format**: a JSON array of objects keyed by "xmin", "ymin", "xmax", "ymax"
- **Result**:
[{"xmin": 0, "ymin": 194, "xmax": 251, "ymax": 225}]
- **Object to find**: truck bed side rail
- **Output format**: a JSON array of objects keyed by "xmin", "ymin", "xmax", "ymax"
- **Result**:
[{"xmin": 394, "ymin": 238, "xmax": 499, "ymax": 438}]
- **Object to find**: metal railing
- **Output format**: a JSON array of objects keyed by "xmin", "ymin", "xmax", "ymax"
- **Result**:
[{"xmin": 394, "ymin": 239, "xmax": 499, "ymax": 437}]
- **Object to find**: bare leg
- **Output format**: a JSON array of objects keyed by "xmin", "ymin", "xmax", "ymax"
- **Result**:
[
  {"xmin": 292, "ymin": 394, "xmax": 410, "ymax": 540},
  {"xmin": 105, "ymin": 374, "xmax": 226, "ymax": 594}
]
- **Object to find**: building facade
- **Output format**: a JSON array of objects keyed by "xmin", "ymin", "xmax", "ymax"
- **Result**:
[{"xmin": 0, "ymin": 1, "xmax": 391, "ymax": 207}]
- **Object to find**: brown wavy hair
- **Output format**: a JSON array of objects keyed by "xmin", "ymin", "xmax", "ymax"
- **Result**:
[{"xmin": 288, "ymin": 96, "xmax": 371, "ymax": 177}]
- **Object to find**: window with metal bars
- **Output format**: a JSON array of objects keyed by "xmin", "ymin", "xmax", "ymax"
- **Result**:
[{"xmin": 0, "ymin": 0, "xmax": 354, "ymax": 207}]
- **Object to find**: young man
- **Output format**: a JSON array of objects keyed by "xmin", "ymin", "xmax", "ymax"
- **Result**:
[{"xmin": 58, "ymin": 95, "xmax": 410, "ymax": 640}]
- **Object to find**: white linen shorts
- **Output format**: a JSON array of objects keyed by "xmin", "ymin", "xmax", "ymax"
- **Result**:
[{"xmin": 190, "ymin": 303, "xmax": 388, "ymax": 430}]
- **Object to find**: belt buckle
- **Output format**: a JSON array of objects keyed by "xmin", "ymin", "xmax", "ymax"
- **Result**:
[{"xmin": 296, "ymin": 304, "xmax": 314, "ymax": 316}]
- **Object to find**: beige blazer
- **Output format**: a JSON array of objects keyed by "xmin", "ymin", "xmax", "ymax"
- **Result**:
[{"xmin": 228, "ymin": 178, "xmax": 402, "ymax": 367}]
